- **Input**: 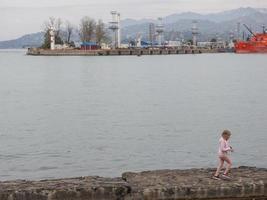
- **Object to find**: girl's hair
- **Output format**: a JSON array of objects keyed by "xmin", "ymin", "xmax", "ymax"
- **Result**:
[{"xmin": 222, "ymin": 130, "xmax": 231, "ymax": 136}]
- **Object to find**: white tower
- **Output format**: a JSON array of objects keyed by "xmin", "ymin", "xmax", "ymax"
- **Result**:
[
  {"xmin": 136, "ymin": 33, "xmax": 142, "ymax": 48},
  {"xmin": 109, "ymin": 11, "xmax": 121, "ymax": 49},
  {"xmin": 49, "ymin": 27, "xmax": 55, "ymax": 50},
  {"xmin": 156, "ymin": 17, "xmax": 164, "ymax": 46},
  {"xmin": 117, "ymin": 13, "xmax": 121, "ymax": 48},
  {"xmin": 228, "ymin": 31, "xmax": 235, "ymax": 48},
  {"xmin": 192, "ymin": 20, "xmax": 198, "ymax": 46}
]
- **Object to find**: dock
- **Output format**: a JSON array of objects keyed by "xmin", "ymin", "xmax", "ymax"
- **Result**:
[{"xmin": 27, "ymin": 47, "xmax": 226, "ymax": 56}]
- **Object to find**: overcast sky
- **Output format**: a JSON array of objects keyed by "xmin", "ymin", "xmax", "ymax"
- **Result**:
[{"xmin": 1, "ymin": 0, "xmax": 267, "ymax": 40}]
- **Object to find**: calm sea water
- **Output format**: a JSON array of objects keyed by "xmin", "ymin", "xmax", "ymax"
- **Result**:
[{"xmin": 0, "ymin": 50, "xmax": 266, "ymax": 181}]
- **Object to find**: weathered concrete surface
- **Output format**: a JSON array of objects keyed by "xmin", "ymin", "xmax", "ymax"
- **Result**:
[
  {"xmin": 0, "ymin": 166, "xmax": 266, "ymax": 200},
  {"xmin": 122, "ymin": 166, "xmax": 267, "ymax": 200},
  {"xmin": 0, "ymin": 177, "xmax": 130, "ymax": 200}
]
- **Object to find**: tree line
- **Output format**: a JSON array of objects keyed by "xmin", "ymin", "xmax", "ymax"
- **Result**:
[{"xmin": 42, "ymin": 17, "xmax": 108, "ymax": 49}]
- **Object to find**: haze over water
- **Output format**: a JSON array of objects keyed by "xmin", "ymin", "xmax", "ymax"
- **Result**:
[{"xmin": 0, "ymin": 50, "xmax": 266, "ymax": 180}]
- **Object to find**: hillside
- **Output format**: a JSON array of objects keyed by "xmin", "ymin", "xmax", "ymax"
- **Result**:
[
  {"xmin": 0, "ymin": 32, "xmax": 44, "ymax": 49},
  {"xmin": 121, "ymin": 7, "xmax": 267, "ymax": 41}
]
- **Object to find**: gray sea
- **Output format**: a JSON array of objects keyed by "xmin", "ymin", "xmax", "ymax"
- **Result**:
[{"xmin": 0, "ymin": 50, "xmax": 266, "ymax": 181}]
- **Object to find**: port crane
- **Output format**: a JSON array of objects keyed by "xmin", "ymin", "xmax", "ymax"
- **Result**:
[
  {"xmin": 243, "ymin": 24, "xmax": 266, "ymax": 36},
  {"xmin": 243, "ymin": 24, "xmax": 256, "ymax": 37}
]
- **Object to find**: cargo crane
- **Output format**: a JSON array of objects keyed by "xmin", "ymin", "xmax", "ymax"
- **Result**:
[{"xmin": 243, "ymin": 24, "xmax": 256, "ymax": 38}]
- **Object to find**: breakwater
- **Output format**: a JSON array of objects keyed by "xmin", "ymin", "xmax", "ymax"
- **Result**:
[
  {"xmin": 26, "ymin": 47, "xmax": 225, "ymax": 56},
  {"xmin": 0, "ymin": 166, "xmax": 266, "ymax": 200}
]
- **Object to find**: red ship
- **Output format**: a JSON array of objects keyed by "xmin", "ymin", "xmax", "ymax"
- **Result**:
[{"xmin": 235, "ymin": 24, "xmax": 267, "ymax": 53}]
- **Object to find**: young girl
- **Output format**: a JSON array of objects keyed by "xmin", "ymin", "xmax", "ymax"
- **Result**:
[{"xmin": 213, "ymin": 130, "xmax": 233, "ymax": 180}]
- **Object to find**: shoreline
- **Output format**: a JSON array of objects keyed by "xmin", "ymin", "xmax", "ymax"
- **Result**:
[{"xmin": 0, "ymin": 166, "xmax": 266, "ymax": 200}]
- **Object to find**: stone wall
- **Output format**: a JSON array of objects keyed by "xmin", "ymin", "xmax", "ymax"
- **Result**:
[
  {"xmin": 0, "ymin": 166, "xmax": 266, "ymax": 200},
  {"xmin": 26, "ymin": 48, "xmax": 220, "ymax": 56}
]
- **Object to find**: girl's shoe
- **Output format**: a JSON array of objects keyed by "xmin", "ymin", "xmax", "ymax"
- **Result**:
[
  {"xmin": 212, "ymin": 175, "xmax": 221, "ymax": 180},
  {"xmin": 221, "ymin": 174, "xmax": 231, "ymax": 180}
]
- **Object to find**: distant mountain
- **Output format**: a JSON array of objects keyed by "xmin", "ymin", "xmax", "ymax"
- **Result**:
[
  {"xmin": 121, "ymin": 18, "xmax": 155, "ymax": 27},
  {"xmin": 121, "ymin": 7, "xmax": 267, "ymax": 27},
  {"xmin": 121, "ymin": 7, "xmax": 267, "ymax": 41},
  {"xmin": 163, "ymin": 12, "xmax": 204, "ymax": 24},
  {"xmin": 257, "ymin": 8, "xmax": 267, "ymax": 13},
  {"xmin": 0, "ymin": 32, "xmax": 44, "ymax": 49},
  {"xmin": 204, "ymin": 7, "xmax": 265, "ymax": 22},
  {"xmin": 1, "ymin": 7, "xmax": 267, "ymax": 48}
]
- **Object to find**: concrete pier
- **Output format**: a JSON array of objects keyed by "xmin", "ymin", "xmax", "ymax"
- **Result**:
[
  {"xmin": 26, "ymin": 47, "xmax": 224, "ymax": 56},
  {"xmin": 0, "ymin": 166, "xmax": 266, "ymax": 200}
]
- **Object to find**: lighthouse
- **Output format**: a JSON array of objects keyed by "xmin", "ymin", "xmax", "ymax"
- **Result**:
[{"xmin": 49, "ymin": 27, "xmax": 55, "ymax": 50}]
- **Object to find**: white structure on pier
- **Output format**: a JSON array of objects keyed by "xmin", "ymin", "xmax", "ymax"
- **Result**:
[
  {"xmin": 192, "ymin": 20, "xmax": 198, "ymax": 46},
  {"xmin": 155, "ymin": 17, "xmax": 164, "ymax": 46},
  {"xmin": 136, "ymin": 33, "xmax": 142, "ymax": 48},
  {"xmin": 109, "ymin": 11, "xmax": 121, "ymax": 49},
  {"xmin": 49, "ymin": 27, "xmax": 55, "ymax": 50}
]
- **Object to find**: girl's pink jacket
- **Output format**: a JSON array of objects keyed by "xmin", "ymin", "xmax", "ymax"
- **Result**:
[{"xmin": 218, "ymin": 137, "xmax": 231, "ymax": 156}]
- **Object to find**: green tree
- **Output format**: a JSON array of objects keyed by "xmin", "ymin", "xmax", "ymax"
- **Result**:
[
  {"xmin": 41, "ymin": 30, "xmax": 51, "ymax": 49},
  {"xmin": 210, "ymin": 38, "xmax": 217, "ymax": 43},
  {"xmin": 187, "ymin": 39, "xmax": 193, "ymax": 45}
]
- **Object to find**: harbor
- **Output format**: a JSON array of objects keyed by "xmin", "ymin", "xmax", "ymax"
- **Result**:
[{"xmin": 27, "ymin": 11, "xmax": 236, "ymax": 56}]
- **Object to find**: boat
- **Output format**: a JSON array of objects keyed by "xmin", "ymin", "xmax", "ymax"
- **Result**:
[{"xmin": 235, "ymin": 24, "xmax": 267, "ymax": 53}]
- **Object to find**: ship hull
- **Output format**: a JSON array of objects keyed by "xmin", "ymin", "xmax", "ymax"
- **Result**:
[
  {"xmin": 235, "ymin": 47, "xmax": 267, "ymax": 53},
  {"xmin": 235, "ymin": 33, "xmax": 267, "ymax": 53},
  {"xmin": 235, "ymin": 48, "xmax": 267, "ymax": 53},
  {"xmin": 235, "ymin": 42, "xmax": 267, "ymax": 53}
]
